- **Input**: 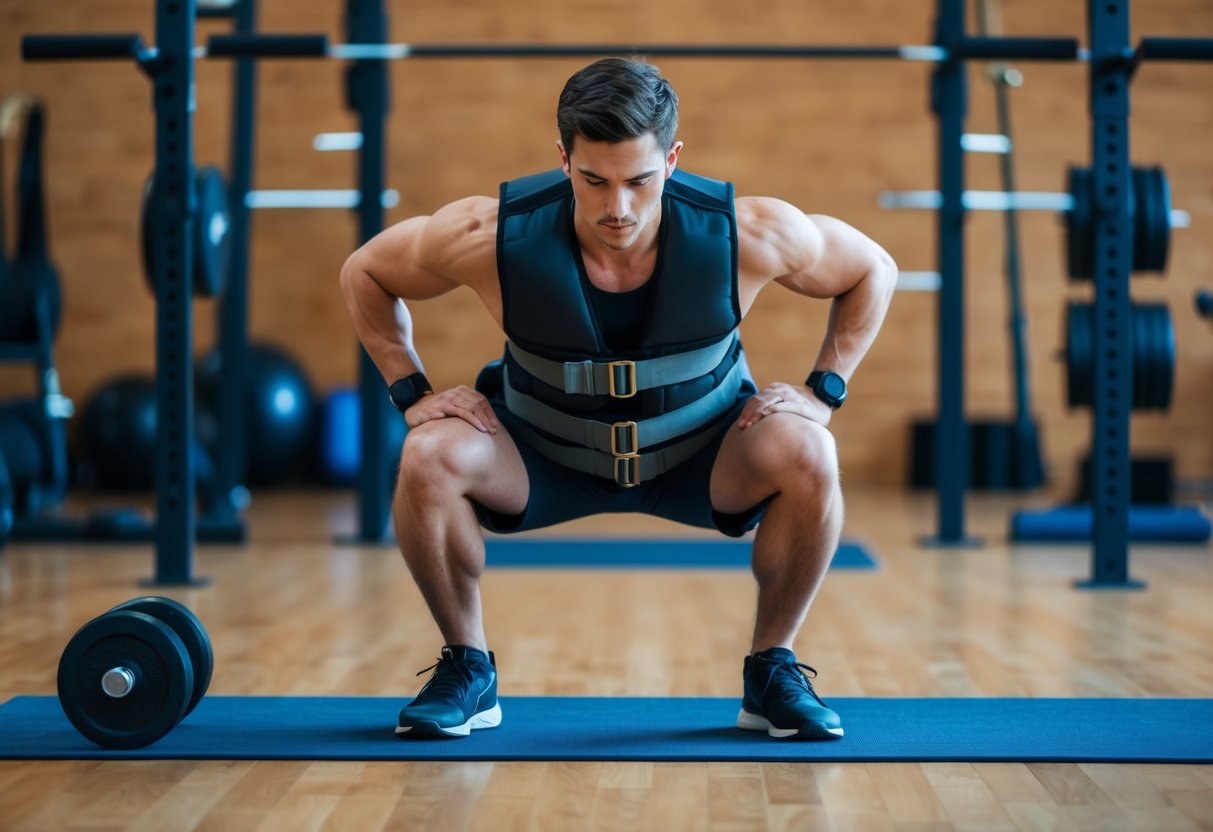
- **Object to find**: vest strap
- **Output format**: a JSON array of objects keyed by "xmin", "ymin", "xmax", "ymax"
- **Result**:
[
  {"xmin": 506, "ymin": 410, "xmax": 725, "ymax": 488},
  {"xmin": 503, "ymin": 359, "xmax": 744, "ymax": 455},
  {"xmin": 506, "ymin": 332, "xmax": 738, "ymax": 398}
]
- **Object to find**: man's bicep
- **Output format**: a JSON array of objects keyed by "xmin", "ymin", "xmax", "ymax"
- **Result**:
[
  {"xmin": 347, "ymin": 216, "xmax": 461, "ymax": 301},
  {"xmin": 776, "ymin": 213, "xmax": 891, "ymax": 299}
]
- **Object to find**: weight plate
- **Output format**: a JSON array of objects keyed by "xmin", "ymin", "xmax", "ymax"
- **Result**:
[
  {"xmin": 1065, "ymin": 301, "xmax": 1092, "ymax": 408},
  {"xmin": 141, "ymin": 166, "xmax": 231, "ymax": 298},
  {"xmin": 1065, "ymin": 166, "xmax": 1093, "ymax": 280},
  {"xmin": 193, "ymin": 166, "xmax": 231, "ymax": 298},
  {"xmin": 1132, "ymin": 167, "xmax": 1171, "ymax": 274},
  {"xmin": 110, "ymin": 596, "xmax": 214, "ymax": 718},
  {"xmin": 57, "ymin": 609, "xmax": 193, "ymax": 750}
]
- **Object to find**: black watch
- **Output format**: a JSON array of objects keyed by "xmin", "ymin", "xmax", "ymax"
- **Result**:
[
  {"xmin": 388, "ymin": 372, "xmax": 433, "ymax": 412},
  {"xmin": 806, "ymin": 370, "xmax": 847, "ymax": 409}
]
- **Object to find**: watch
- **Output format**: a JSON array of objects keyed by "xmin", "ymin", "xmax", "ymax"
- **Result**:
[
  {"xmin": 806, "ymin": 370, "xmax": 847, "ymax": 409},
  {"xmin": 388, "ymin": 372, "xmax": 433, "ymax": 412}
]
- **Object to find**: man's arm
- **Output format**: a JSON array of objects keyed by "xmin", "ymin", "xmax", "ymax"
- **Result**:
[
  {"xmin": 736, "ymin": 197, "xmax": 898, "ymax": 427},
  {"xmin": 339, "ymin": 196, "xmax": 500, "ymax": 433}
]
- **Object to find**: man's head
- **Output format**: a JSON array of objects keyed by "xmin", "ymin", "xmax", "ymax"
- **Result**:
[
  {"xmin": 556, "ymin": 57, "xmax": 679, "ymax": 155},
  {"xmin": 556, "ymin": 58, "xmax": 683, "ymax": 252}
]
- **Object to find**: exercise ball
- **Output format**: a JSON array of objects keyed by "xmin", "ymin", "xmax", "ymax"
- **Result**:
[
  {"xmin": 0, "ymin": 449, "xmax": 13, "ymax": 542},
  {"xmin": 196, "ymin": 342, "xmax": 315, "ymax": 486},
  {"xmin": 319, "ymin": 388, "xmax": 407, "ymax": 486},
  {"xmin": 75, "ymin": 375, "xmax": 158, "ymax": 490}
]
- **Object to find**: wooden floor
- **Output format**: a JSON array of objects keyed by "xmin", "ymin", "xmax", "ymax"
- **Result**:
[{"xmin": 1, "ymin": 486, "xmax": 1212, "ymax": 831}]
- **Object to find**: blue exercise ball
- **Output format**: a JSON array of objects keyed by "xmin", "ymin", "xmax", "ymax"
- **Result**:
[{"xmin": 196, "ymin": 342, "xmax": 315, "ymax": 486}]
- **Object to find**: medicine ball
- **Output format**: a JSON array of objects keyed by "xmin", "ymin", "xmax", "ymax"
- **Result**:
[
  {"xmin": 75, "ymin": 375, "xmax": 159, "ymax": 490},
  {"xmin": 196, "ymin": 342, "xmax": 315, "ymax": 486}
]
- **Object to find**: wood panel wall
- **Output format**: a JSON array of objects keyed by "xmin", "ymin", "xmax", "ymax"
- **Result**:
[{"xmin": 1, "ymin": 0, "xmax": 1211, "ymax": 489}]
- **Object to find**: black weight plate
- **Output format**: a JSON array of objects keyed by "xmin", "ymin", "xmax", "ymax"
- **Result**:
[
  {"xmin": 1132, "ymin": 167, "xmax": 1171, "ymax": 274},
  {"xmin": 193, "ymin": 166, "xmax": 231, "ymax": 298},
  {"xmin": 1065, "ymin": 166, "xmax": 1093, "ymax": 280},
  {"xmin": 57, "ymin": 609, "xmax": 193, "ymax": 750},
  {"xmin": 1065, "ymin": 301, "xmax": 1092, "ymax": 408},
  {"xmin": 140, "ymin": 171, "xmax": 156, "ymax": 296},
  {"xmin": 110, "ymin": 596, "xmax": 214, "ymax": 719}
]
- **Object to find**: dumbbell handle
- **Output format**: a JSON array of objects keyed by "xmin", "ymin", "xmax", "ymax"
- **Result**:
[{"xmin": 102, "ymin": 667, "xmax": 136, "ymax": 698}]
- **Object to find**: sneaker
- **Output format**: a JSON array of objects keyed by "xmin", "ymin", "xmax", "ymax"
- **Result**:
[
  {"xmin": 396, "ymin": 645, "xmax": 502, "ymax": 738},
  {"xmin": 737, "ymin": 647, "xmax": 844, "ymax": 740}
]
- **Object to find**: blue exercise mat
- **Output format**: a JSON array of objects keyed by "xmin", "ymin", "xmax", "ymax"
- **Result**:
[
  {"xmin": 1011, "ymin": 505, "xmax": 1212, "ymax": 543},
  {"xmin": 2, "ymin": 696, "xmax": 1209, "ymax": 763},
  {"xmin": 484, "ymin": 539, "xmax": 877, "ymax": 569}
]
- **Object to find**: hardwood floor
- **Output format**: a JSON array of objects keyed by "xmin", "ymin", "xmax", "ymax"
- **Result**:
[{"xmin": 1, "ymin": 486, "xmax": 1211, "ymax": 831}]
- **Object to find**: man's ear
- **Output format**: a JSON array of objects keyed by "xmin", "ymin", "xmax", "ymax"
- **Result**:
[
  {"xmin": 665, "ymin": 141, "xmax": 684, "ymax": 178},
  {"xmin": 556, "ymin": 140, "xmax": 571, "ymax": 175}
]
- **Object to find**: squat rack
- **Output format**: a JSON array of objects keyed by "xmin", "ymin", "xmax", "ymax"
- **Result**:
[{"xmin": 20, "ymin": 0, "xmax": 1211, "ymax": 587}]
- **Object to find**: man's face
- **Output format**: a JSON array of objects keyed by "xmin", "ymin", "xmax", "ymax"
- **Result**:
[{"xmin": 558, "ymin": 133, "xmax": 682, "ymax": 252}]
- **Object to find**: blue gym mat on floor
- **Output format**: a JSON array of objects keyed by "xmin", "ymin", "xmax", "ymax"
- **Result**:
[
  {"xmin": 2, "ymin": 696, "xmax": 1209, "ymax": 762},
  {"xmin": 484, "ymin": 539, "xmax": 877, "ymax": 569}
]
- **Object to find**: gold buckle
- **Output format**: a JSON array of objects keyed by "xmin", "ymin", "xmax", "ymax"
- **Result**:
[
  {"xmin": 614, "ymin": 455, "xmax": 641, "ymax": 488},
  {"xmin": 610, "ymin": 421, "xmax": 639, "ymax": 457},
  {"xmin": 607, "ymin": 360, "xmax": 637, "ymax": 398}
]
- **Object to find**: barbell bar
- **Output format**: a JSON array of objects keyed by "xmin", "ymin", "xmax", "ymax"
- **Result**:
[
  {"xmin": 24, "ymin": 33, "xmax": 1084, "ymax": 65},
  {"xmin": 878, "ymin": 188, "xmax": 1191, "ymax": 228}
]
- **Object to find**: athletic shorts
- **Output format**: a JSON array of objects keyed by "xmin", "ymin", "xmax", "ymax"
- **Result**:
[{"xmin": 470, "ymin": 361, "xmax": 771, "ymax": 538}]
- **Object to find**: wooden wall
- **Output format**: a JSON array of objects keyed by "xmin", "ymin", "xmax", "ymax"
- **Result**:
[{"xmin": 1, "ymin": 0, "xmax": 1211, "ymax": 489}]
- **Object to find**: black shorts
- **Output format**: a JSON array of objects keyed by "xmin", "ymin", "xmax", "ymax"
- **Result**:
[{"xmin": 470, "ymin": 363, "xmax": 770, "ymax": 538}]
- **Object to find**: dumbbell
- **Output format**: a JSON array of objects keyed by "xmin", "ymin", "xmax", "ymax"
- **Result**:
[{"xmin": 57, "ymin": 596, "xmax": 214, "ymax": 749}]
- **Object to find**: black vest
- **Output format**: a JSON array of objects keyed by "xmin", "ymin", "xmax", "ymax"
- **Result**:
[{"xmin": 491, "ymin": 168, "xmax": 753, "ymax": 485}]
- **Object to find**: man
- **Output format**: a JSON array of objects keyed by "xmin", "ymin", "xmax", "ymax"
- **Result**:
[{"xmin": 340, "ymin": 57, "xmax": 897, "ymax": 741}]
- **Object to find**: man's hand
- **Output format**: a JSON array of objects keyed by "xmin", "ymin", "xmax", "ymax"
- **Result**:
[
  {"xmin": 405, "ymin": 385, "xmax": 499, "ymax": 434},
  {"xmin": 737, "ymin": 382, "xmax": 833, "ymax": 430}
]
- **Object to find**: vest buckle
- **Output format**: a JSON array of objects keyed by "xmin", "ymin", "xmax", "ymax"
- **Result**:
[
  {"xmin": 610, "ymin": 421, "xmax": 639, "ymax": 457},
  {"xmin": 607, "ymin": 360, "xmax": 637, "ymax": 398},
  {"xmin": 614, "ymin": 455, "xmax": 641, "ymax": 488}
]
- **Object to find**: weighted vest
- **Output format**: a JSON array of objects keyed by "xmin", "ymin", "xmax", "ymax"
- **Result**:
[{"xmin": 494, "ymin": 167, "xmax": 753, "ymax": 486}]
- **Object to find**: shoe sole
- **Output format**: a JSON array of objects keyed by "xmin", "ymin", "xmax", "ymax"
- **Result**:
[
  {"xmin": 737, "ymin": 708, "xmax": 844, "ymax": 740},
  {"xmin": 396, "ymin": 702, "xmax": 503, "ymax": 739}
]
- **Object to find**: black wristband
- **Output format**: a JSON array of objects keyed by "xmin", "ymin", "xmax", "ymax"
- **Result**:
[{"xmin": 388, "ymin": 372, "xmax": 433, "ymax": 412}]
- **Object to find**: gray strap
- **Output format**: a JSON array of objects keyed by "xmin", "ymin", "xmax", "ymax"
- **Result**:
[
  {"xmin": 503, "ymin": 359, "xmax": 744, "ymax": 454},
  {"xmin": 507, "ymin": 414, "xmax": 723, "ymax": 486},
  {"xmin": 506, "ymin": 332, "xmax": 738, "ymax": 396}
]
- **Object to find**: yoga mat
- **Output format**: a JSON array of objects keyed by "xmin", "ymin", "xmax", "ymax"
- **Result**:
[
  {"xmin": 2, "ymin": 696, "xmax": 1209, "ymax": 763},
  {"xmin": 484, "ymin": 539, "xmax": 877, "ymax": 569}
]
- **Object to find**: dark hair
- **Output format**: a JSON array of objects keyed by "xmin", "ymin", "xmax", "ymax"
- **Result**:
[{"xmin": 557, "ymin": 57, "xmax": 679, "ymax": 154}]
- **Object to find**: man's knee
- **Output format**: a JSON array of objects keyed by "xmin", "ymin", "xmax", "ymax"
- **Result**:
[
  {"xmin": 759, "ymin": 418, "xmax": 839, "ymax": 493},
  {"xmin": 397, "ymin": 421, "xmax": 489, "ymax": 497}
]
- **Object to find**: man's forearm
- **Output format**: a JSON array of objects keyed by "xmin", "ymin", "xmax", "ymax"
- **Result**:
[
  {"xmin": 810, "ymin": 256, "xmax": 897, "ymax": 381},
  {"xmin": 341, "ymin": 266, "xmax": 426, "ymax": 385}
]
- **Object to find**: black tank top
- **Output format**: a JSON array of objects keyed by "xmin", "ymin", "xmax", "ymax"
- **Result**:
[{"xmin": 587, "ymin": 278, "xmax": 655, "ymax": 352}]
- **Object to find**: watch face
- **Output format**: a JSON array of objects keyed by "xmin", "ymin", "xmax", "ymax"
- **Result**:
[{"xmin": 821, "ymin": 373, "xmax": 846, "ymax": 399}]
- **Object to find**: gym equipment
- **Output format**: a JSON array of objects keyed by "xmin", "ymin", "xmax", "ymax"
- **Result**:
[
  {"xmin": 0, "ymin": 449, "xmax": 12, "ymax": 545},
  {"xmin": 197, "ymin": 342, "xmax": 316, "ymax": 486},
  {"xmin": 75, "ymin": 375, "xmax": 160, "ymax": 490},
  {"xmin": 2, "ymin": 696, "xmax": 1212, "ymax": 763},
  {"xmin": 481, "ymin": 539, "xmax": 877, "ymax": 570},
  {"xmin": 319, "ymin": 386, "xmax": 406, "ymax": 486},
  {"xmin": 0, "ymin": 101, "xmax": 62, "ymax": 345},
  {"xmin": 20, "ymin": 1, "xmax": 1212, "ymax": 578},
  {"xmin": 55, "ymin": 596, "xmax": 213, "ymax": 749},
  {"xmin": 1064, "ymin": 301, "xmax": 1175, "ymax": 411},
  {"xmin": 141, "ymin": 165, "xmax": 232, "ymax": 298},
  {"xmin": 1065, "ymin": 165, "xmax": 1174, "ymax": 279},
  {"xmin": 1011, "ymin": 505, "xmax": 1211, "ymax": 544}
]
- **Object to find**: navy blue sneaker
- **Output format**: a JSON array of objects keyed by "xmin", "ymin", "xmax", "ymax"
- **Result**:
[
  {"xmin": 396, "ymin": 646, "xmax": 502, "ymax": 738},
  {"xmin": 738, "ymin": 647, "xmax": 843, "ymax": 740}
]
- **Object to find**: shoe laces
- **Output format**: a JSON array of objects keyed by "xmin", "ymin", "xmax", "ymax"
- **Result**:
[
  {"xmin": 416, "ymin": 654, "xmax": 478, "ymax": 698},
  {"xmin": 755, "ymin": 656, "xmax": 824, "ymax": 705}
]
